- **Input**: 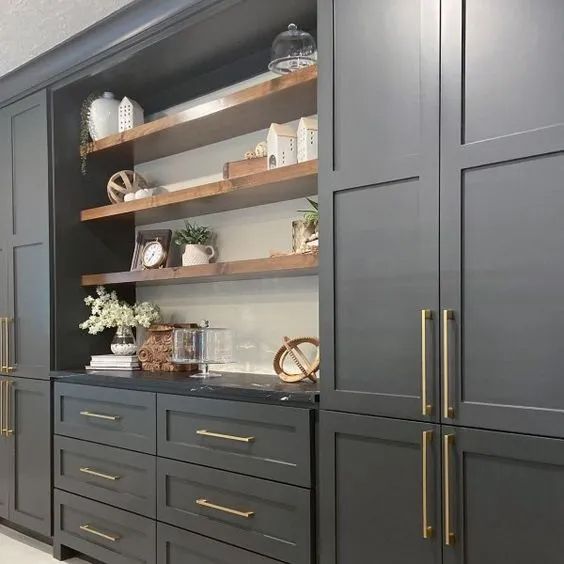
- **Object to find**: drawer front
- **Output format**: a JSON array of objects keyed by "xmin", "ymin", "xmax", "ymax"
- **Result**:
[
  {"xmin": 54, "ymin": 436, "xmax": 156, "ymax": 518},
  {"xmin": 157, "ymin": 458, "xmax": 311, "ymax": 564},
  {"xmin": 55, "ymin": 383, "xmax": 156, "ymax": 453},
  {"xmin": 54, "ymin": 490, "xmax": 156, "ymax": 564},
  {"xmin": 157, "ymin": 395, "xmax": 312, "ymax": 486},
  {"xmin": 158, "ymin": 523, "xmax": 280, "ymax": 564}
]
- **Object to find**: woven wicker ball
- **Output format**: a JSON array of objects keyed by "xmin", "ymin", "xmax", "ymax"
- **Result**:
[{"xmin": 107, "ymin": 170, "xmax": 149, "ymax": 204}]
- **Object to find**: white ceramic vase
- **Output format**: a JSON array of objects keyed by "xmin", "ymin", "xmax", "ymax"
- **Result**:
[
  {"xmin": 182, "ymin": 245, "xmax": 216, "ymax": 266},
  {"xmin": 88, "ymin": 92, "xmax": 120, "ymax": 141}
]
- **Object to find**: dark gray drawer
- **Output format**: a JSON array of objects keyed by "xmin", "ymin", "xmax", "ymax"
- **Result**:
[
  {"xmin": 54, "ymin": 489, "xmax": 156, "ymax": 564},
  {"xmin": 158, "ymin": 522, "xmax": 280, "ymax": 564},
  {"xmin": 157, "ymin": 458, "xmax": 311, "ymax": 564},
  {"xmin": 157, "ymin": 395, "xmax": 312, "ymax": 486},
  {"xmin": 55, "ymin": 383, "xmax": 156, "ymax": 453},
  {"xmin": 54, "ymin": 436, "xmax": 156, "ymax": 518}
]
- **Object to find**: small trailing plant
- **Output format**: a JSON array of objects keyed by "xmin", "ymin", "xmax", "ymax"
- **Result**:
[
  {"xmin": 298, "ymin": 197, "xmax": 319, "ymax": 228},
  {"xmin": 79, "ymin": 286, "xmax": 160, "ymax": 334},
  {"xmin": 79, "ymin": 92, "xmax": 100, "ymax": 176},
  {"xmin": 174, "ymin": 220, "xmax": 212, "ymax": 246}
]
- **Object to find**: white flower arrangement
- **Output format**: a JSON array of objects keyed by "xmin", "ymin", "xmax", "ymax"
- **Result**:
[{"xmin": 79, "ymin": 286, "xmax": 161, "ymax": 335}]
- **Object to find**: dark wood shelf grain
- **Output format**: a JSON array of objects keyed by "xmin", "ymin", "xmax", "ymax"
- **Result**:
[
  {"xmin": 81, "ymin": 160, "xmax": 318, "ymax": 225},
  {"xmin": 81, "ymin": 254, "xmax": 318, "ymax": 287},
  {"xmin": 81, "ymin": 66, "xmax": 317, "ymax": 164}
]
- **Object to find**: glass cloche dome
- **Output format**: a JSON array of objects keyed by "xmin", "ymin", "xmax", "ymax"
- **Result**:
[{"xmin": 268, "ymin": 23, "xmax": 317, "ymax": 75}]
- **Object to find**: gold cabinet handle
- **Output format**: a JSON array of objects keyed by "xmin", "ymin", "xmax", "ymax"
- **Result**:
[
  {"xmin": 80, "ymin": 411, "xmax": 121, "ymax": 421},
  {"xmin": 196, "ymin": 498, "xmax": 255, "ymax": 518},
  {"xmin": 443, "ymin": 433, "xmax": 456, "ymax": 546},
  {"xmin": 442, "ymin": 310, "xmax": 455, "ymax": 419},
  {"xmin": 421, "ymin": 310, "xmax": 433, "ymax": 416},
  {"xmin": 196, "ymin": 429, "xmax": 255, "ymax": 443},
  {"xmin": 80, "ymin": 467, "xmax": 121, "ymax": 481},
  {"xmin": 4, "ymin": 380, "xmax": 12, "ymax": 437},
  {"xmin": 422, "ymin": 430, "xmax": 433, "ymax": 539},
  {"xmin": 0, "ymin": 318, "xmax": 4, "ymax": 371},
  {"xmin": 80, "ymin": 524, "xmax": 120, "ymax": 542},
  {"xmin": 3, "ymin": 318, "xmax": 14, "ymax": 372},
  {"xmin": 0, "ymin": 380, "xmax": 4, "ymax": 438}
]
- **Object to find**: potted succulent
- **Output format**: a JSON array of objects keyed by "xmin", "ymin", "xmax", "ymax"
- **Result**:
[
  {"xmin": 293, "ymin": 198, "xmax": 319, "ymax": 254},
  {"xmin": 174, "ymin": 220, "xmax": 216, "ymax": 266},
  {"xmin": 79, "ymin": 286, "xmax": 161, "ymax": 355}
]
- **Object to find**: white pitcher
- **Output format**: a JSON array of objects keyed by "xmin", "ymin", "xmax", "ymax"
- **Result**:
[{"xmin": 182, "ymin": 245, "xmax": 216, "ymax": 266}]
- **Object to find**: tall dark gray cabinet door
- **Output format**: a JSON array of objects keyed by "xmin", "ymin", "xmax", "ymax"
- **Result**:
[
  {"xmin": 0, "ymin": 91, "xmax": 50, "ymax": 379},
  {"xmin": 7, "ymin": 377, "xmax": 51, "ymax": 535},
  {"xmin": 319, "ymin": 0, "xmax": 440, "ymax": 419},
  {"xmin": 440, "ymin": 0, "xmax": 564, "ymax": 436},
  {"xmin": 319, "ymin": 411, "xmax": 441, "ymax": 564},
  {"xmin": 442, "ymin": 427, "xmax": 564, "ymax": 564}
]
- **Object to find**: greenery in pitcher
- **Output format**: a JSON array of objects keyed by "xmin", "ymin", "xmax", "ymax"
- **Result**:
[
  {"xmin": 174, "ymin": 219, "xmax": 212, "ymax": 246},
  {"xmin": 298, "ymin": 197, "xmax": 319, "ymax": 228}
]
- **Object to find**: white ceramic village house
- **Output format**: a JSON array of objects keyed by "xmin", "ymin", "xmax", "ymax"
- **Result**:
[
  {"xmin": 118, "ymin": 96, "xmax": 145, "ymax": 132},
  {"xmin": 297, "ymin": 116, "xmax": 318, "ymax": 162},
  {"xmin": 267, "ymin": 123, "xmax": 297, "ymax": 169}
]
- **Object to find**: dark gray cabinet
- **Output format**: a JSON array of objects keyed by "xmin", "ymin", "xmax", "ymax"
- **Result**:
[
  {"xmin": 0, "ymin": 377, "xmax": 51, "ymax": 536},
  {"xmin": 440, "ymin": 0, "xmax": 564, "ymax": 436},
  {"xmin": 319, "ymin": 411, "xmax": 441, "ymax": 564},
  {"xmin": 319, "ymin": 0, "xmax": 440, "ymax": 420},
  {"xmin": 0, "ymin": 91, "xmax": 50, "ymax": 379},
  {"xmin": 442, "ymin": 427, "xmax": 564, "ymax": 564}
]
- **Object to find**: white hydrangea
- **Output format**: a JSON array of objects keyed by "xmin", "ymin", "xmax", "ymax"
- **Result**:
[{"xmin": 79, "ymin": 286, "xmax": 161, "ymax": 335}]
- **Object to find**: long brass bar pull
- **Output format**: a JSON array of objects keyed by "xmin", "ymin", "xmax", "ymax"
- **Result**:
[
  {"xmin": 4, "ymin": 318, "xmax": 14, "ymax": 372},
  {"xmin": 443, "ymin": 434, "xmax": 456, "ymax": 546},
  {"xmin": 196, "ymin": 498, "xmax": 255, "ymax": 518},
  {"xmin": 422, "ymin": 430, "xmax": 433, "ymax": 539},
  {"xmin": 80, "ymin": 411, "xmax": 121, "ymax": 421},
  {"xmin": 0, "ymin": 318, "xmax": 4, "ymax": 371},
  {"xmin": 442, "ymin": 310, "xmax": 455, "ymax": 419},
  {"xmin": 0, "ymin": 380, "xmax": 4, "ymax": 437},
  {"xmin": 421, "ymin": 310, "xmax": 433, "ymax": 416},
  {"xmin": 80, "ymin": 467, "xmax": 121, "ymax": 481},
  {"xmin": 4, "ymin": 381, "xmax": 12, "ymax": 437},
  {"xmin": 196, "ymin": 429, "xmax": 255, "ymax": 443},
  {"xmin": 80, "ymin": 524, "xmax": 120, "ymax": 542}
]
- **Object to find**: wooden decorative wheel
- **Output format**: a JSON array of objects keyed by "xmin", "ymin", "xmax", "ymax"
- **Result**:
[
  {"xmin": 107, "ymin": 170, "xmax": 148, "ymax": 203},
  {"xmin": 273, "ymin": 336, "xmax": 320, "ymax": 383}
]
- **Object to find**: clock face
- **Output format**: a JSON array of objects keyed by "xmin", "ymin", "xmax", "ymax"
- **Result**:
[{"xmin": 142, "ymin": 241, "xmax": 166, "ymax": 269}]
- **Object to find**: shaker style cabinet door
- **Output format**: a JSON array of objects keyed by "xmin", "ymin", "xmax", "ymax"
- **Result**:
[
  {"xmin": 319, "ymin": 412, "xmax": 441, "ymax": 564},
  {"xmin": 0, "ymin": 91, "xmax": 50, "ymax": 379},
  {"xmin": 442, "ymin": 427, "xmax": 564, "ymax": 564},
  {"xmin": 319, "ymin": 0, "xmax": 440, "ymax": 419},
  {"xmin": 440, "ymin": 0, "xmax": 564, "ymax": 436}
]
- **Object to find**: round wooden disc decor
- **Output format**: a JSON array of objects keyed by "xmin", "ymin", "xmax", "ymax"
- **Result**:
[
  {"xmin": 273, "ymin": 336, "xmax": 320, "ymax": 383},
  {"xmin": 107, "ymin": 170, "xmax": 149, "ymax": 203}
]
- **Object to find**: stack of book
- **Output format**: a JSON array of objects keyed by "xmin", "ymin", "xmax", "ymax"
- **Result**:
[{"xmin": 86, "ymin": 355, "xmax": 140, "ymax": 371}]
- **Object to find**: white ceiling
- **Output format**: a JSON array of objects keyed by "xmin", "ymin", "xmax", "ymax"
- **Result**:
[{"xmin": 0, "ymin": 0, "xmax": 136, "ymax": 77}]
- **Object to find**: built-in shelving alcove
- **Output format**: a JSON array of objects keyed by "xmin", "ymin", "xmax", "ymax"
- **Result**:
[{"xmin": 51, "ymin": 0, "xmax": 318, "ymax": 374}]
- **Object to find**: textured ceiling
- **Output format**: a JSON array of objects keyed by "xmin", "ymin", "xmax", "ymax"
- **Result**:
[{"xmin": 0, "ymin": 0, "xmax": 137, "ymax": 77}]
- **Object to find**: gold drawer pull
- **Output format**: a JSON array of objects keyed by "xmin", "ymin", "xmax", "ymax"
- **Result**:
[
  {"xmin": 0, "ymin": 380, "xmax": 4, "ymax": 438},
  {"xmin": 80, "ymin": 467, "xmax": 121, "ymax": 481},
  {"xmin": 80, "ymin": 524, "xmax": 120, "ymax": 542},
  {"xmin": 421, "ymin": 430, "xmax": 433, "ymax": 539},
  {"xmin": 196, "ymin": 498, "xmax": 255, "ymax": 518},
  {"xmin": 2, "ymin": 318, "xmax": 15, "ymax": 372},
  {"xmin": 4, "ymin": 380, "xmax": 12, "ymax": 436},
  {"xmin": 443, "ymin": 433, "xmax": 456, "ymax": 546},
  {"xmin": 442, "ymin": 310, "xmax": 455, "ymax": 419},
  {"xmin": 80, "ymin": 411, "xmax": 121, "ymax": 421},
  {"xmin": 421, "ymin": 309, "xmax": 433, "ymax": 416},
  {"xmin": 196, "ymin": 429, "xmax": 255, "ymax": 443}
]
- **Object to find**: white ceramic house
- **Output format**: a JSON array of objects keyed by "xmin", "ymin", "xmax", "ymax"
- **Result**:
[
  {"xmin": 297, "ymin": 117, "xmax": 318, "ymax": 162},
  {"xmin": 118, "ymin": 96, "xmax": 145, "ymax": 132},
  {"xmin": 267, "ymin": 123, "xmax": 297, "ymax": 169}
]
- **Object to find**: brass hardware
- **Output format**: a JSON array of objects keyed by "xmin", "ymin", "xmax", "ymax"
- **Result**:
[
  {"xmin": 421, "ymin": 310, "xmax": 433, "ymax": 416},
  {"xmin": 443, "ymin": 434, "xmax": 456, "ymax": 546},
  {"xmin": 0, "ymin": 318, "xmax": 4, "ymax": 371},
  {"xmin": 80, "ymin": 524, "xmax": 120, "ymax": 542},
  {"xmin": 195, "ymin": 498, "xmax": 255, "ymax": 518},
  {"xmin": 4, "ymin": 380, "xmax": 12, "ymax": 436},
  {"xmin": 80, "ymin": 467, "xmax": 121, "ymax": 481},
  {"xmin": 422, "ymin": 430, "xmax": 433, "ymax": 539},
  {"xmin": 442, "ymin": 310, "xmax": 455, "ymax": 419},
  {"xmin": 80, "ymin": 411, "xmax": 121, "ymax": 421},
  {"xmin": 0, "ymin": 380, "xmax": 4, "ymax": 438},
  {"xmin": 196, "ymin": 429, "xmax": 255, "ymax": 443},
  {"xmin": 3, "ymin": 318, "xmax": 14, "ymax": 372}
]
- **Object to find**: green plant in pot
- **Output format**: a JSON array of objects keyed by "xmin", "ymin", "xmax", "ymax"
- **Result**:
[
  {"xmin": 298, "ymin": 197, "xmax": 319, "ymax": 230},
  {"xmin": 174, "ymin": 220, "xmax": 216, "ymax": 267},
  {"xmin": 293, "ymin": 198, "xmax": 319, "ymax": 254}
]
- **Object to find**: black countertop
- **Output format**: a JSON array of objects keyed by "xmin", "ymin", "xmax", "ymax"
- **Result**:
[{"xmin": 51, "ymin": 370, "xmax": 319, "ymax": 407}]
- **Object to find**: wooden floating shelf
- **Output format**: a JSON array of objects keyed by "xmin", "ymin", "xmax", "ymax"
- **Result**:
[
  {"xmin": 81, "ymin": 66, "xmax": 317, "ymax": 164},
  {"xmin": 81, "ymin": 254, "xmax": 318, "ymax": 287},
  {"xmin": 81, "ymin": 160, "xmax": 318, "ymax": 225}
]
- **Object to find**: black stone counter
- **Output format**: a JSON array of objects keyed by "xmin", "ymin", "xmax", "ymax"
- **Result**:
[{"xmin": 51, "ymin": 370, "xmax": 319, "ymax": 407}]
